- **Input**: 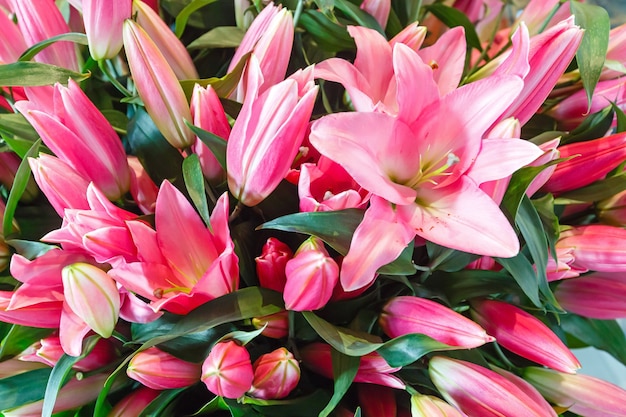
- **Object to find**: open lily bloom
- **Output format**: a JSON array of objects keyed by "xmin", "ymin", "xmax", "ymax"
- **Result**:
[{"xmin": 310, "ymin": 42, "xmax": 543, "ymax": 291}]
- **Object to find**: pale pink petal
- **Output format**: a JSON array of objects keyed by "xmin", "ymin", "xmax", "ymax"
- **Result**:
[
  {"xmin": 348, "ymin": 25, "xmax": 393, "ymax": 105},
  {"xmin": 417, "ymin": 27, "xmax": 467, "ymax": 95},
  {"xmin": 397, "ymin": 177, "xmax": 519, "ymax": 257},
  {"xmin": 126, "ymin": 220, "xmax": 166, "ymax": 265},
  {"xmin": 109, "ymin": 262, "xmax": 181, "ymax": 301},
  {"xmin": 466, "ymin": 138, "xmax": 543, "ymax": 185},
  {"xmin": 119, "ymin": 289, "xmax": 162, "ymax": 324},
  {"xmin": 314, "ymin": 58, "xmax": 375, "ymax": 112},
  {"xmin": 341, "ymin": 196, "xmax": 415, "ymax": 292},
  {"xmin": 59, "ymin": 302, "xmax": 91, "ymax": 357}
]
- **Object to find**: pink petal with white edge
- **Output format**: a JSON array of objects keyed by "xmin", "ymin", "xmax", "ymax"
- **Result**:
[
  {"xmin": 309, "ymin": 112, "xmax": 417, "ymax": 205},
  {"xmin": 341, "ymin": 196, "xmax": 415, "ymax": 292},
  {"xmin": 466, "ymin": 138, "xmax": 543, "ymax": 185},
  {"xmin": 156, "ymin": 181, "xmax": 218, "ymax": 285},
  {"xmin": 397, "ymin": 176, "xmax": 519, "ymax": 257}
]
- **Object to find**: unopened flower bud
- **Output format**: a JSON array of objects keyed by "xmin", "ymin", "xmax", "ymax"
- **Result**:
[
  {"xmin": 249, "ymin": 348, "xmax": 300, "ymax": 399},
  {"xmin": 201, "ymin": 340, "xmax": 254, "ymax": 399},
  {"xmin": 127, "ymin": 347, "xmax": 201, "ymax": 390}
]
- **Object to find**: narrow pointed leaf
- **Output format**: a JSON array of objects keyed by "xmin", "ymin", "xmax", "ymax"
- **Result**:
[
  {"xmin": 18, "ymin": 33, "xmax": 88, "ymax": 62},
  {"xmin": 0, "ymin": 113, "xmax": 39, "ymax": 143},
  {"xmin": 556, "ymin": 171, "xmax": 626, "ymax": 203},
  {"xmin": 182, "ymin": 153, "xmax": 211, "ymax": 227},
  {"xmin": 377, "ymin": 334, "xmax": 456, "ymax": 367},
  {"xmin": 495, "ymin": 253, "xmax": 542, "ymax": 308},
  {"xmin": 0, "ymin": 368, "xmax": 52, "ymax": 411},
  {"xmin": 174, "ymin": 0, "xmax": 220, "ymax": 38},
  {"xmin": 188, "ymin": 26, "xmax": 245, "ymax": 49},
  {"xmin": 426, "ymin": 4, "xmax": 482, "ymax": 51},
  {"xmin": 138, "ymin": 388, "xmax": 185, "ymax": 417},
  {"xmin": 561, "ymin": 314, "xmax": 626, "ymax": 365},
  {"xmin": 571, "ymin": 1, "xmax": 610, "ymax": 108},
  {"xmin": 319, "ymin": 350, "xmax": 359, "ymax": 417},
  {"xmin": 186, "ymin": 122, "xmax": 227, "ymax": 171},
  {"xmin": 180, "ymin": 51, "xmax": 252, "ymax": 99},
  {"xmin": 0, "ymin": 325, "xmax": 53, "ymax": 359},
  {"xmin": 334, "ymin": 0, "xmax": 385, "ymax": 34},
  {"xmin": 0, "ymin": 62, "xmax": 89, "ymax": 86}
]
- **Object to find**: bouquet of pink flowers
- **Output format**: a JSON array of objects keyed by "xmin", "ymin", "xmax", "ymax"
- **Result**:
[{"xmin": 0, "ymin": 0, "xmax": 626, "ymax": 415}]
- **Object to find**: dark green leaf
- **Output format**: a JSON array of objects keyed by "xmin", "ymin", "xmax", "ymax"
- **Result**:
[
  {"xmin": 174, "ymin": 0, "xmax": 220, "ymax": 38},
  {"xmin": 429, "ymin": 269, "xmax": 519, "ymax": 305},
  {"xmin": 378, "ymin": 240, "xmax": 416, "ymax": 275},
  {"xmin": 182, "ymin": 154, "xmax": 211, "ymax": 227},
  {"xmin": 377, "ymin": 334, "xmax": 456, "ymax": 367},
  {"xmin": 319, "ymin": 349, "xmax": 360, "ymax": 417},
  {"xmin": 561, "ymin": 106, "xmax": 613, "ymax": 145},
  {"xmin": 556, "ymin": 170, "xmax": 626, "ymax": 203},
  {"xmin": 188, "ymin": 26, "xmax": 245, "ymax": 49},
  {"xmin": 18, "ymin": 33, "xmax": 88, "ymax": 62},
  {"xmin": 0, "ymin": 325, "xmax": 53, "ymax": 359},
  {"xmin": 302, "ymin": 311, "xmax": 382, "ymax": 357},
  {"xmin": 3, "ymin": 139, "xmax": 40, "ymax": 239},
  {"xmin": 531, "ymin": 194, "xmax": 560, "ymax": 259},
  {"xmin": 560, "ymin": 314, "xmax": 626, "ymax": 365},
  {"xmin": 0, "ymin": 368, "xmax": 52, "ymax": 411},
  {"xmin": 0, "ymin": 62, "xmax": 89, "ymax": 87},
  {"xmin": 426, "ymin": 242, "xmax": 479, "ymax": 273},
  {"xmin": 0, "ymin": 113, "xmax": 39, "ymax": 143},
  {"xmin": 334, "ymin": 0, "xmax": 385, "ymax": 35},
  {"xmin": 298, "ymin": 10, "xmax": 355, "ymax": 53},
  {"xmin": 186, "ymin": 122, "xmax": 227, "ymax": 171},
  {"xmin": 100, "ymin": 110, "xmax": 129, "ymax": 135},
  {"xmin": 127, "ymin": 108, "xmax": 185, "ymax": 190},
  {"xmin": 612, "ymin": 101, "xmax": 626, "ymax": 133},
  {"xmin": 571, "ymin": 1, "xmax": 610, "ymax": 109},
  {"xmin": 42, "ymin": 336, "xmax": 100, "ymax": 417},
  {"xmin": 260, "ymin": 209, "xmax": 364, "ymax": 255},
  {"xmin": 6, "ymin": 239, "xmax": 56, "ymax": 260},
  {"xmin": 242, "ymin": 390, "xmax": 331, "ymax": 417},
  {"xmin": 426, "ymin": 4, "xmax": 482, "ymax": 51},
  {"xmin": 495, "ymin": 253, "xmax": 542, "ymax": 308},
  {"xmin": 138, "ymin": 388, "xmax": 185, "ymax": 417}
]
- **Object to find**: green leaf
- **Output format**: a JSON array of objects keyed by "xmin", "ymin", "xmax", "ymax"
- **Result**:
[
  {"xmin": 0, "ymin": 325, "xmax": 53, "ymax": 359},
  {"xmin": 318, "ymin": 349, "xmax": 360, "ymax": 417},
  {"xmin": 188, "ymin": 26, "xmax": 245, "ymax": 49},
  {"xmin": 531, "ymin": 194, "xmax": 560, "ymax": 259},
  {"xmin": 220, "ymin": 327, "xmax": 265, "ymax": 346},
  {"xmin": 6, "ymin": 239, "xmax": 57, "ymax": 260},
  {"xmin": 180, "ymin": 51, "xmax": 251, "ymax": 100},
  {"xmin": 333, "ymin": 0, "xmax": 385, "ymax": 35},
  {"xmin": 0, "ymin": 368, "xmax": 52, "ymax": 412},
  {"xmin": 0, "ymin": 62, "xmax": 89, "ymax": 87},
  {"xmin": 241, "ymin": 390, "xmax": 330, "ymax": 417},
  {"xmin": 42, "ymin": 336, "xmax": 100, "ymax": 417},
  {"xmin": 426, "ymin": 242, "xmax": 479, "ymax": 273},
  {"xmin": 612, "ymin": 101, "xmax": 626, "ymax": 133},
  {"xmin": 127, "ymin": 108, "xmax": 185, "ymax": 190},
  {"xmin": 378, "ymin": 240, "xmax": 416, "ymax": 275},
  {"xmin": 377, "ymin": 334, "xmax": 456, "ymax": 367},
  {"xmin": 560, "ymin": 314, "xmax": 626, "ymax": 365},
  {"xmin": 0, "ymin": 113, "xmax": 39, "ymax": 143},
  {"xmin": 556, "ymin": 170, "xmax": 626, "ymax": 203},
  {"xmin": 429, "ymin": 269, "xmax": 521, "ymax": 305},
  {"xmin": 561, "ymin": 105, "xmax": 613, "ymax": 145},
  {"xmin": 100, "ymin": 109, "xmax": 129, "ymax": 135},
  {"xmin": 3, "ymin": 139, "xmax": 40, "ymax": 239},
  {"xmin": 182, "ymin": 154, "xmax": 211, "ymax": 227},
  {"xmin": 186, "ymin": 122, "xmax": 227, "ymax": 171},
  {"xmin": 302, "ymin": 311, "xmax": 382, "ymax": 357},
  {"xmin": 298, "ymin": 10, "xmax": 355, "ymax": 53},
  {"xmin": 495, "ymin": 252, "xmax": 542, "ymax": 308},
  {"xmin": 18, "ymin": 33, "xmax": 88, "ymax": 62},
  {"xmin": 174, "ymin": 0, "xmax": 220, "ymax": 38},
  {"xmin": 260, "ymin": 209, "xmax": 364, "ymax": 255},
  {"xmin": 571, "ymin": 1, "xmax": 610, "ymax": 109},
  {"xmin": 138, "ymin": 388, "xmax": 185, "ymax": 417},
  {"xmin": 426, "ymin": 4, "xmax": 482, "ymax": 51}
]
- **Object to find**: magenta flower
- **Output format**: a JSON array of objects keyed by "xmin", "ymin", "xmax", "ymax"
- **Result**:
[
  {"xmin": 82, "ymin": 0, "xmax": 131, "ymax": 60},
  {"xmin": 255, "ymin": 237, "xmax": 292, "ymax": 292},
  {"xmin": 127, "ymin": 347, "xmax": 201, "ymax": 390},
  {"xmin": 556, "ymin": 225, "xmax": 626, "ymax": 273},
  {"xmin": 16, "ymin": 80, "xmax": 131, "ymax": 201},
  {"xmin": 202, "ymin": 341, "xmax": 254, "ymax": 399},
  {"xmin": 249, "ymin": 348, "xmax": 300, "ymax": 399},
  {"xmin": 555, "ymin": 272, "xmax": 626, "ymax": 319},
  {"xmin": 380, "ymin": 296, "xmax": 494, "ymax": 349},
  {"xmin": 226, "ymin": 56, "xmax": 318, "ymax": 206}
]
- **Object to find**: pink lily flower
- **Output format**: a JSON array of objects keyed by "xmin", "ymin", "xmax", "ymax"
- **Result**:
[
  {"xmin": 127, "ymin": 155, "xmax": 159, "ymax": 214},
  {"xmin": 108, "ymin": 183, "xmax": 239, "ymax": 314},
  {"xmin": 228, "ymin": 2, "xmax": 294, "ymax": 99},
  {"xmin": 82, "ymin": 0, "xmax": 131, "ymax": 60},
  {"xmin": 133, "ymin": 0, "xmax": 198, "ymax": 80},
  {"xmin": 524, "ymin": 366, "xmax": 626, "ymax": 417},
  {"xmin": 360, "ymin": 0, "xmax": 390, "ymax": 28},
  {"xmin": 0, "ymin": 10, "xmax": 27, "ymax": 64},
  {"xmin": 380, "ymin": 296, "xmax": 494, "ymax": 349},
  {"xmin": 226, "ymin": 57, "xmax": 318, "ymax": 207},
  {"xmin": 19, "ymin": 336, "xmax": 119, "ymax": 372},
  {"xmin": 298, "ymin": 156, "xmax": 371, "ymax": 212},
  {"xmin": 429, "ymin": 356, "xmax": 558, "ymax": 417},
  {"xmin": 470, "ymin": 299, "xmax": 581, "ymax": 373},
  {"xmin": 16, "ymin": 80, "xmax": 131, "ymax": 201},
  {"xmin": 28, "ymin": 154, "xmax": 91, "ymax": 216},
  {"xmin": 10, "ymin": 0, "xmax": 80, "ymax": 71},
  {"xmin": 555, "ymin": 272, "xmax": 626, "ymax": 319},
  {"xmin": 127, "ymin": 347, "xmax": 201, "ymax": 389},
  {"xmin": 556, "ymin": 225, "xmax": 626, "ymax": 273},
  {"xmin": 190, "ymin": 84, "xmax": 230, "ymax": 183},
  {"xmin": 300, "ymin": 342, "xmax": 405, "ymax": 389},
  {"xmin": 515, "ymin": 0, "xmax": 561, "ymax": 35},
  {"xmin": 123, "ymin": 19, "xmax": 195, "ymax": 149},
  {"xmin": 310, "ymin": 44, "xmax": 542, "ymax": 291}
]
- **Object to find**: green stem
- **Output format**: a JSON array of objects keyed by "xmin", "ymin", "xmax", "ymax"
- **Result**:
[{"xmin": 98, "ymin": 60, "xmax": 132, "ymax": 97}]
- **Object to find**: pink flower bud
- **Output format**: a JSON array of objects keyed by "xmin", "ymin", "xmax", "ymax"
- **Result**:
[
  {"xmin": 127, "ymin": 155, "xmax": 158, "ymax": 214},
  {"xmin": 410, "ymin": 393, "xmax": 466, "ymax": 417},
  {"xmin": 360, "ymin": 0, "xmax": 390, "ymax": 29},
  {"xmin": 380, "ymin": 296, "xmax": 494, "ymax": 349},
  {"xmin": 251, "ymin": 311, "xmax": 289, "ymax": 339},
  {"xmin": 283, "ymin": 237, "xmax": 339, "ymax": 311},
  {"xmin": 82, "ymin": 0, "xmax": 131, "ymax": 60},
  {"xmin": 127, "ymin": 347, "xmax": 201, "ymax": 390},
  {"xmin": 108, "ymin": 387, "xmax": 160, "ymax": 417},
  {"xmin": 133, "ymin": 0, "xmax": 198, "ymax": 80},
  {"xmin": 255, "ymin": 237, "xmax": 292, "ymax": 292},
  {"xmin": 598, "ymin": 189, "xmax": 626, "ymax": 226},
  {"xmin": 556, "ymin": 225, "xmax": 626, "ymax": 272},
  {"xmin": 429, "ymin": 356, "xmax": 557, "ymax": 417},
  {"xmin": 249, "ymin": 348, "xmax": 300, "ymax": 399},
  {"xmin": 300, "ymin": 342, "xmax": 405, "ymax": 389},
  {"xmin": 555, "ymin": 272, "xmax": 626, "ymax": 319},
  {"xmin": 201, "ymin": 341, "xmax": 254, "ymax": 399},
  {"xmin": 470, "ymin": 299, "xmax": 580, "ymax": 373},
  {"xmin": 524, "ymin": 366, "xmax": 626, "ymax": 417},
  {"xmin": 61, "ymin": 262, "xmax": 121, "ymax": 339},
  {"xmin": 358, "ymin": 384, "xmax": 397, "ymax": 417},
  {"xmin": 20, "ymin": 336, "xmax": 119, "ymax": 372},
  {"xmin": 123, "ymin": 19, "xmax": 195, "ymax": 149}
]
